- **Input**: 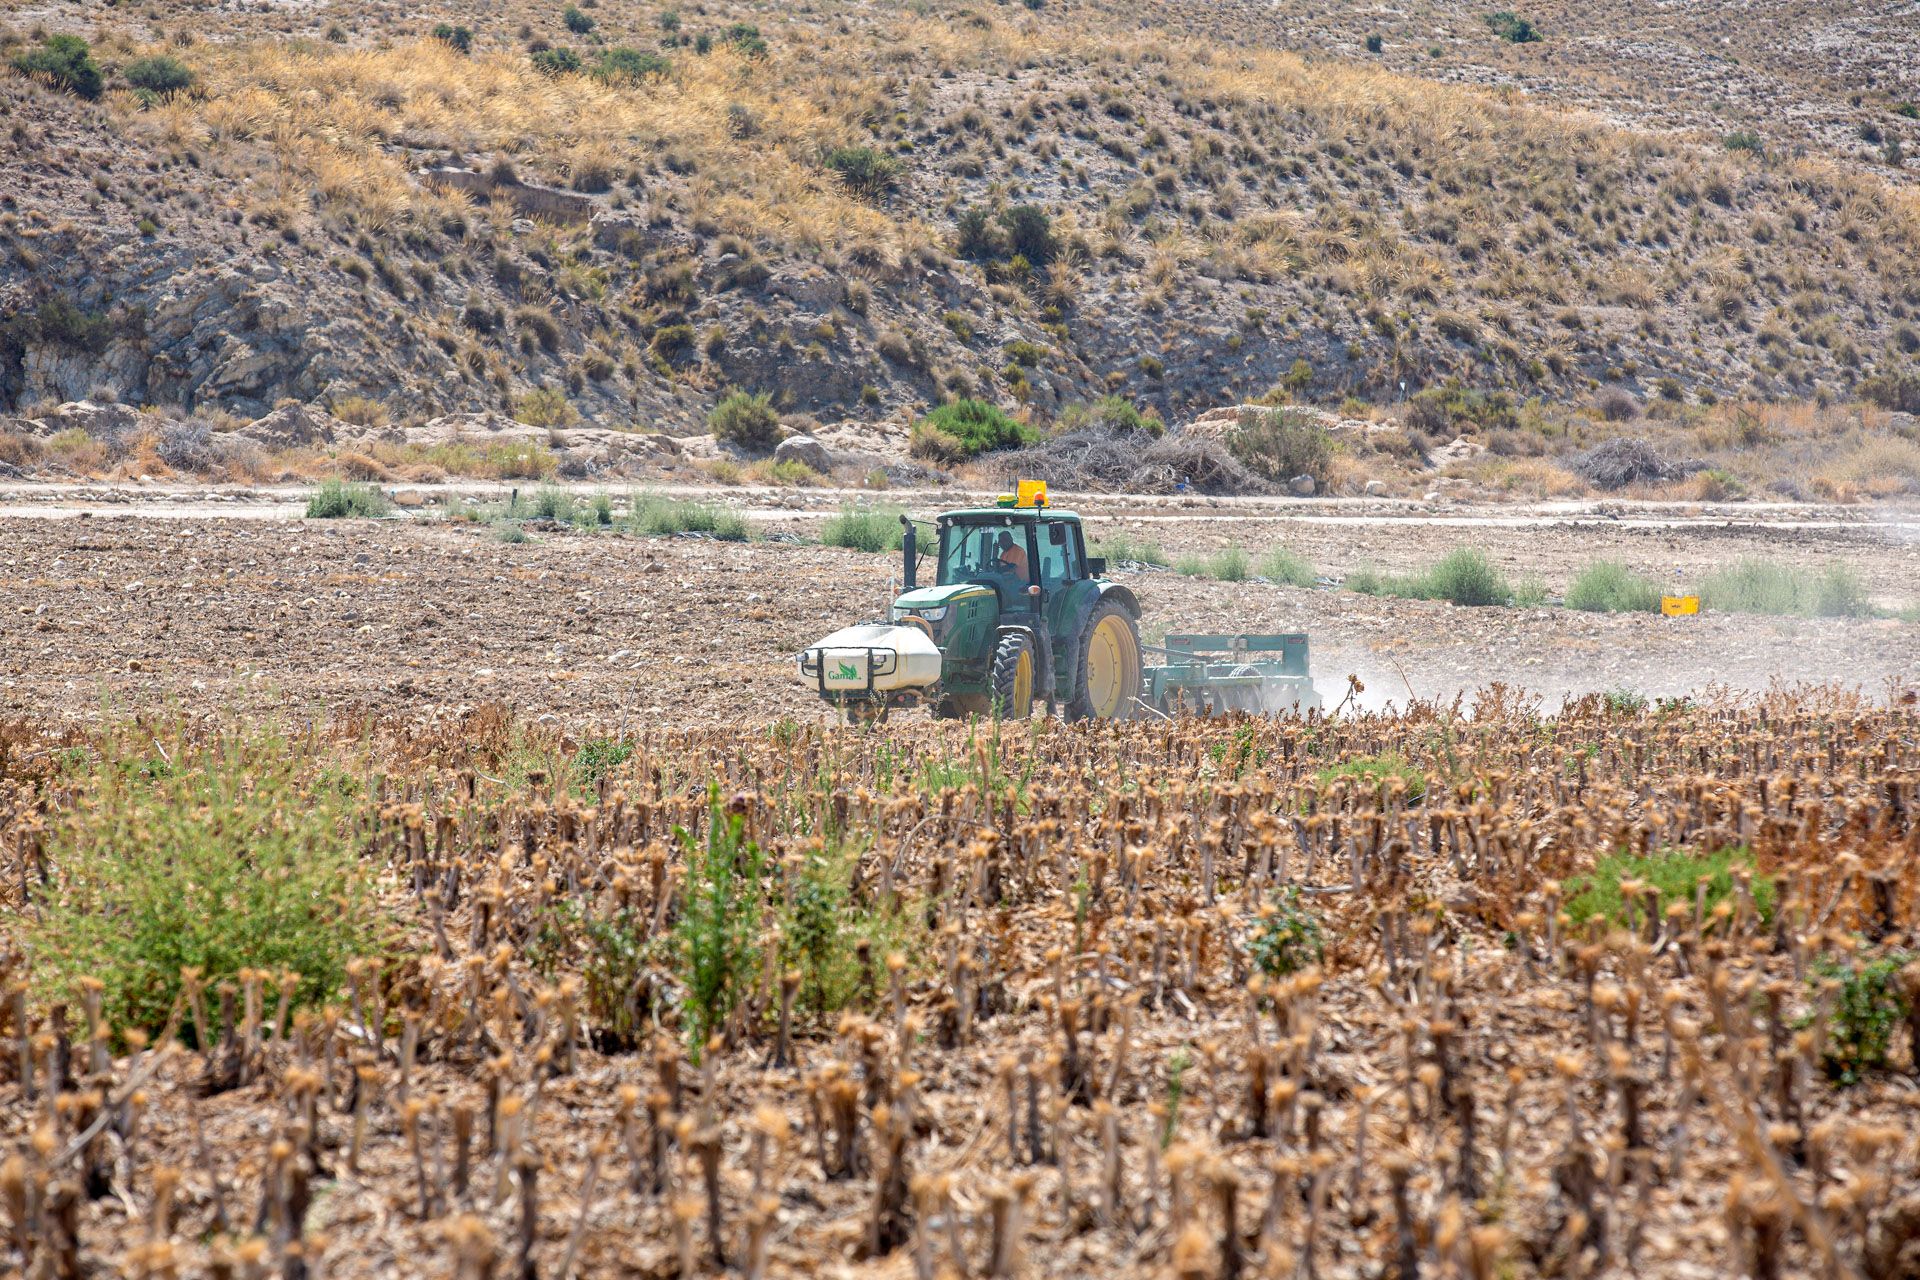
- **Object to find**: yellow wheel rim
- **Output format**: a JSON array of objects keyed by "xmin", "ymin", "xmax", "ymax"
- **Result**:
[
  {"xmin": 1012, "ymin": 650, "xmax": 1033, "ymax": 713},
  {"xmin": 1086, "ymin": 615, "xmax": 1138, "ymax": 718}
]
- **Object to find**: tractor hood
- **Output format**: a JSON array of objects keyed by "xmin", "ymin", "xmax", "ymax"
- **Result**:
[{"xmin": 891, "ymin": 583, "xmax": 994, "ymax": 611}]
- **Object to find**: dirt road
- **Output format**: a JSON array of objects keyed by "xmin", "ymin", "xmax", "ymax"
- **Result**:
[{"xmin": 2, "ymin": 487, "xmax": 1915, "ymax": 723}]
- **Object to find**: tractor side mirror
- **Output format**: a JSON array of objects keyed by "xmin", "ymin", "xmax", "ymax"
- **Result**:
[{"xmin": 1087, "ymin": 557, "xmax": 1108, "ymax": 576}]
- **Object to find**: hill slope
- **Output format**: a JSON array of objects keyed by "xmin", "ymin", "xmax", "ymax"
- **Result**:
[{"xmin": 4, "ymin": 0, "xmax": 1920, "ymax": 434}]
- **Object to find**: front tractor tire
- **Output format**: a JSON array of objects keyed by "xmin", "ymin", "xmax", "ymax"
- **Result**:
[
  {"xmin": 1067, "ymin": 599, "xmax": 1143, "ymax": 721},
  {"xmin": 989, "ymin": 632, "xmax": 1038, "ymax": 720}
]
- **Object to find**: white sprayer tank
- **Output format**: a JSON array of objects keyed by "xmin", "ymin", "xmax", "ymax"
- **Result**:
[{"xmin": 799, "ymin": 623, "xmax": 944, "ymax": 694}]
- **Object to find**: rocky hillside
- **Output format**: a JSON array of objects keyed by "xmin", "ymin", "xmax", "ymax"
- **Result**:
[{"xmin": 4, "ymin": 0, "xmax": 1920, "ymax": 436}]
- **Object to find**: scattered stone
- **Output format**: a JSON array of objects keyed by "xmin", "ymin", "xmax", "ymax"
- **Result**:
[
  {"xmin": 404, "ymin": 411, "xmax": 546, "ymax": 447},
  {"xmin": 1364, "ymin": 480, "xmax": 1388, "ymax": 496},
  {"xmin": 773, "ymin": 434, "xmax": 833, "ymax": 472},
  {"xmin": 1289, "ymin": 473, "xmax": 1317, "ymax": 496},
  {"xmin": 23, "ymin": 400, "xmax": 155, "ymax": 440},
  {"xmin": 243, "ymin": 402, "xmax": 354, "ymax": 448},
  {"xmin": 1427, "ymin": 436, "xmax": 1487, "ymax": 468}
]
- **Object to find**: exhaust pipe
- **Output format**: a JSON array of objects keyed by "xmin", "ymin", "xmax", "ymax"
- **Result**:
[{"xmin": 900, "ymin": 514, "xmax": 916, "ymax": 590}]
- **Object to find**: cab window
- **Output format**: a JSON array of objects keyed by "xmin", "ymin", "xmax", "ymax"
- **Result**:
[
  {"xmin": 939, "ymin": 517, "xmax": 1030, "ymax": 586},
  {"xmin": 1037, "ymin": 520, "xmax": 1080, "ymax": 591}
]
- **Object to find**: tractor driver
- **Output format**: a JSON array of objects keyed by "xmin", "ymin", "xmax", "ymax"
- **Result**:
[{"xmin": 994, "ymin": 530, "xmax": 1029, "ymax": 579}]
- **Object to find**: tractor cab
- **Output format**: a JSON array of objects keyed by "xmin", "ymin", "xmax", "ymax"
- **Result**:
[{"xmin": 928, "ymin": 482, "xmax": 1097, "ymax": 608}]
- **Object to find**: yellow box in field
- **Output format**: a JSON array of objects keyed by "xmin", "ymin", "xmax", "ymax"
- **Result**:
[{"xmin": 1661, "ymin": 595, "xmax": 1700, "ymax": 616}]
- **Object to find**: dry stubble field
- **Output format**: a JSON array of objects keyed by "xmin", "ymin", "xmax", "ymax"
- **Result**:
[{"xmin": 0, "ymin": 499, "xmax": 1918, "ymax": 1280}]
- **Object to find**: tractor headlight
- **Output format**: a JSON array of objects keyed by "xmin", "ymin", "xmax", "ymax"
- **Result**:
[{"xmin": 891, "ymin": 605, "xmax": 949, "ymax": 623}]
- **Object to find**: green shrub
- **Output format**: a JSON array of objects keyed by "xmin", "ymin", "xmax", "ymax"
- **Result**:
[
  {"xmin": 1090, "ymin": 533, "xmax": 1169, "ymax": 567},
  {"xmin": 305, "ymin": 479, "xmax": 391, "ymax": 518},
  {"xmin": 998, "ymin": 204, "xmax": 1057, "ymax": 265},
  {"xmin": 765, "ymin": 458, "xmax": 818, "ymax": 486},
  {"xmin": 1564, "ymin": 846, "xmax": 1773, "ymax": 930},
  {"xmin": 1422, "ymin": 548, "xmax": 1508, "ymax": 606},
  {"xmin": 1700, "ymin": 559, "xmax": 1872, "ymax": 618},
  {"xmin": 1174, "ymin": 553, "xmax": 1208, "ymax": 578},
  {"xmin": 1227, "ymin": 408, "xmax": 1332, "ymax": 486},
  {"xmin": 650, "ymin": 323, "xmax": 695, "ymax": 357},
  {"xmin": 954, "ymin": 206, "xmax": 1000, "ymax": 260},
  {"xmin": 1003, "ymin": 339, "xmax": 1046, "ymax": 368},
  {"xmin": 1364, "ymin": 33, "xmax": 1384, "ymax": 53},
  {"xmin": 1056, "ymin": 395, "xmax": 1164, "ymax": 436},
  {"xmin": 1723, "ymin": 130, "xmax": 1764, "ymax": 156},
  {"xmin": 1860, "ymin": 368, "xmax": 1920, "ymax": 414},
  {"xmin": 629, "ymin": 492, "xmax": 749, "ymax": 540},
  {"xmin": 1603, "ymin": 689, "xmax": 1648, "ymax": 715},
  {"xmin": 513, "ymin": 387, "xmax": 577, "ymax": 427},
  {"xmin": 1485, "ymin": 11, "xmax": 1541, "ymax": 42},
  {"xmin": 1566, "ymin": 561, "xmax": 1662, "ymax": 613},
  {"xmin": 720, "ymin": 22, "xmax": 768, "ymax": 57},
  {"xmin": 1261, "ymin": 547, "xmax": 1317, "ymax": 587},
  {"xmin": 19, "ymin": 298, "xmax": 115, "ymax": 351},
  {"xmin": 821, "ymin": 504, "xmax": 905, "ymax": 552},
  {"xmin": 532, "ymin": 47, "xmax": 583, "ymax": 76},
  {"xmin": 1336, "ymin": 552, "xmax": 1512, "ymax": 606},
  {"xmin": 529, "ymin": 904, "xmax": 649, "ymax": 1046},
  {"xmin": 532, "ymin": 485, "xmax": 576, "ymax": 521},
  {"xmin": 709, "ymin": 389, "xmax": 781, "ymax": 450},
  {"xmin": 12, "ymin": 35, "xmax": 104, "ymax": 100},
  {"xmin": 1808, "ymin": 565, "xmax": 1873, "ymax": 617},
  {"xmin": 781, "ymin": 842, "xmax": 916, "ymax": 1014},
  {"xmin": 28, "ymin": 725, "xmax": 379, "ymax": 1036},
  {"xmin": 124, "ymin": 54, "xmax": 194, "ymax": 98},
  {"xmin": 1209, "ymin": 547, "xmax": 1250, "ymax": 581},
  {"xmin": 825, "ymin": 145, "xmax": 902, "ymax": 199},
  {"xmin": 563, "ymin": 5, "xmax": 596, "ymax": 33},
  {"xmin": 1402, "ymin": 547, "xmax": 1511, "ymax": 606},
  {"xmin": 594, "ymin": 46, "xmax": 670, "ymax": 81},
  {"xmin": 1812, "ymin": 953, "xmax": 1911, "ymax": 1085},
  {"xmin": 1405, "ymin": 380, "xmax": 1518, "ymax": 436},
  {"xmin": 574, "ymin": 734, "xmax": 635, "ymax": 787},
  {"xmin": 1246, "ymin": 889, "xmax": 1325, "ymax": 978},
  {"xmin": 431, "ymin": 23, "xmax": 473, "ymax": 53},
  {"xmin": 908, "ymin": 420, "xmax": 964, "ymax": 463},
  {"xmin": 1315, "ymin": 753, "xmax": 1426, "ymax": 801},
  {"xmin": 675, "ymin": 789, "xmax": 769, "ymax": 1049},
  {"xmin": 913, "ymin": 398, "xmax": 1038, "ymax": 459}
]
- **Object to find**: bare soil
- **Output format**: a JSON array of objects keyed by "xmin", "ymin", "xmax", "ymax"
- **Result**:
[{"xmin": 3, "ymin": 492, "xmax": 1916, "ymax": 723}]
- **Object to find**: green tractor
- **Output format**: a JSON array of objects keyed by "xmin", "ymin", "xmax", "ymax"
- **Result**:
[
  {"xmin": 798, "ymin": 481, "xmax": 1322, "ymax": 722},
  {"xmin": 800, "ymin": 481, "xmax": 1142, "ymax": 720}
]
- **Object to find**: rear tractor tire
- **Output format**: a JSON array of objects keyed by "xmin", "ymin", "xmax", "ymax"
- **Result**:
[
  {"xmin": 1067, "ymin": 599, "xmax": 1143, "ymax": 721},
  {"xmin": 989, "ymin": 632, "xmax": 1038, "ymax": 720}
]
